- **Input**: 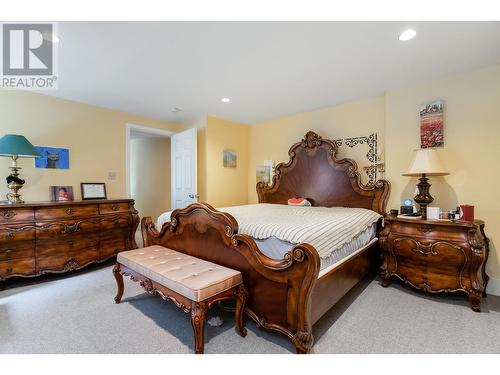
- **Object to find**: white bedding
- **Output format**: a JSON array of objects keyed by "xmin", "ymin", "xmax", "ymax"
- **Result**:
[
  {"xmin": 254, "ymin": 222, "xmax": 377, "ymax": 271},
  {"xmin": 157, "ymin": 203, "xmax": 380, "ymax": 268}
]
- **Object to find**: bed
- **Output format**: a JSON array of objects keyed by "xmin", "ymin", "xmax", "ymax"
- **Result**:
[{"xmin": 141, "ymin": 131, "xmax": 390, "ymax": 353}]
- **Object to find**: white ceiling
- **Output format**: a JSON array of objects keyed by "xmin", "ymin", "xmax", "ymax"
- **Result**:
[{"xmin": 46, "ymin": 21, "xmax": 500, "ymax": 125}]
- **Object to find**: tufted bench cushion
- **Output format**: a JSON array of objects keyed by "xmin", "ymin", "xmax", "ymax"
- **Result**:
[{"xmin": 116, "ymin": 245, "xmax": 242, "ymax": 302}]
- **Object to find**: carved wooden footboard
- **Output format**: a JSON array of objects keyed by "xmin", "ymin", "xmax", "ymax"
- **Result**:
[{"xmin": 141, "ymin": 203, "xmax": 320, "ymax": 353}]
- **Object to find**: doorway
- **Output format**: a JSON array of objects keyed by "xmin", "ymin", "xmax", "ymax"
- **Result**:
[{"xmin": 126, "ymin": 124, "xmax": 174, "ymax": 234}]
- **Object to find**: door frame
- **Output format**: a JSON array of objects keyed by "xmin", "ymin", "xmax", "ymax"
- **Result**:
[{"xmin": 125, "ymin": 123, "xmax": 175, "ymax": 198}]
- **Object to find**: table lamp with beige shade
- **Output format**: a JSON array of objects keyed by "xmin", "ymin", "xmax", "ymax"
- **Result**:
[{"xmin": 402, "ymin": 148, "xmax": 449, "ymax": 219}]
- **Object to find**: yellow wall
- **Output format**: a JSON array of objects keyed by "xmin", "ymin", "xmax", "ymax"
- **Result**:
[
  {"xmin": 130, "ymin": 137, "xmax": 171, "ymax": 221},
  {"xmin": 385, "ymin": 64, "xmax": 500, "ymax": 279},
  {"xmin": 0, "ymin": 90, "xmax": 184, "ymax": 201},
  {"xmin": 204, "ymin": 116, "xmax": 249, "ymax": 207},
  {"xmin": 247, "ymin": 96, "xmax": 386, "ymax": 203}
]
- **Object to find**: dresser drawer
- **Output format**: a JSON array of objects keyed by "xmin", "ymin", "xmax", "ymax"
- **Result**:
[
  {"xmin": 36, "ymin": 246, "xmax": 100, "ymax": 273},
  {"xmin": 389, "ymin": 221, "xmax": 468, "ymax": 242},
  {"xmin": 35, "ymin": 205, "xmax": 99, "ymax": 220},
  {"xmin": 0, "ymin": 225, "xmax": 36, "ymax": 243},
  {"xmin": 100, "ymin": 202, "xmax": 130, "ymax": 214},
  {"xmin": 36, "ymin": 218, "xmax": 101, "ymax": 240},
  {"xmin": 36, "ymin": 234, "xmax": 100, "ymax": 257},
  {"xmin": 100, "ymin": 214, "xmax": 131, "ymax": 230},
  {"xmin": 0, "ymin": 258, "xmax": 36, "ymax": 278},
  {"xmin": 0, "ymin": 241, "xmax": 35, "ymax": 261},
  {"xmin": 0, "ymin": 207, "xmax": 34, "ymax": 222},
  {"xmin": 100, "ymin": 235, "xmax": 126, "ymax": 260}
]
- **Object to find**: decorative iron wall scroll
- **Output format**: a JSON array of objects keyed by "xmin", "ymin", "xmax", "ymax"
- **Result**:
[{"xmin": 334, "ymin": 133, "xmax": 378, "ymax": 185}]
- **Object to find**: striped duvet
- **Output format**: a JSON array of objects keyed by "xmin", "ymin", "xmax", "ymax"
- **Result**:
[{"xmin": 157, "ymin": 203, "xmax": 381, "ymax": 259}]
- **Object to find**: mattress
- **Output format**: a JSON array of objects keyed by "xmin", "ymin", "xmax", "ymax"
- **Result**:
[
  {"xmin": 254, "ymin": 222, "xmax": 377, "ymax": 271},
  {"xmin": 157, "ymin": 204, "xmax": 380, "ymax": 273}
]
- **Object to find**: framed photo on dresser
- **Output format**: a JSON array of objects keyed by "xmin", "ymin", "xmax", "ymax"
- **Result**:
[
  {"xmin": 80, "ymin": 182, "xmax": 107, "ymax": 200},
  {"xmin": 49, "ymin": 186, "xmax": 74, "ymax": 201}
]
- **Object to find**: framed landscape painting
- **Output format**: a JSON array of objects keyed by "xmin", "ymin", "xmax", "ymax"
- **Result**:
[
  {"xmin": 420, "ymin": 100, "xmax": 444, "ymax": 148},
  {"xmin": 223, "ymin": 150, "xmax": 237, "ymax": 168}
]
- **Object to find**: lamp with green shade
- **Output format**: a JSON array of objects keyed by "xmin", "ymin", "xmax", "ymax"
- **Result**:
[{"xmin": 0, "ymin": 134, "xmax": 42, "ymax": 204}]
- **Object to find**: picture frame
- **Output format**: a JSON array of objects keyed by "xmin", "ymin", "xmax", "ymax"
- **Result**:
[
  {"xmin": 80, "ymin": 183, "xmax": 107, "ymax": 200},
  {"xmin": 256, "ymin": 165, "xmax": 271, "ymax": 184},
  {"xmin": 35, "ymin": 146, "xmax": 70, "ymax": 169},
  {"xmin": 49, "ymin": 186, "xmax": 74, "ymax": 202},
  {"xmin": 223, "ymin": 149, "xmax": 237, "ymax": 168},
  {"xmin": 420, "ymin": 100, "xmax": 445, "ymax": 148}
]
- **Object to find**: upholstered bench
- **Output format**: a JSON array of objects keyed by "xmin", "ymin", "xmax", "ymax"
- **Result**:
[{"xmin": 113, "ymin": 245, "xmax": 247, "ymax": 354}]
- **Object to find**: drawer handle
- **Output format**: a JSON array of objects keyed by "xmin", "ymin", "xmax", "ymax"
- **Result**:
[
  {"xmin": 418, "ymin": 225, "xmax": 433, "ymax": 234},
  {"xmin": 4, "ymin": 249, "xmax": 12, "ymax": 258},
  {"xmin": 6, "ymin": 232, "xmax": 14, "ymax": 239},
  {"xmin": 111, "ymin": 204, "xmax": 120, "ymax": 211},
  {"xmin": 65, "ymin": 208, "xmax": 75, "ymax": 215},
  {"xmin": 68, "ymin": 240, "xmax": 75, "ymax": 247},
  {"xmin": 6, "ymin": 267, "xmax": 13, "ymax": 274},
  {"xmin": 2, "ymin": 211, "xmax": 16, "ymax": 219},
  {"xmin": 61, "ymin": 223, "xmax": 81, "ymax": 234}
]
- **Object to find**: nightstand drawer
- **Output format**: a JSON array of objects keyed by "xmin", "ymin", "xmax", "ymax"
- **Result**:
[
  {"xmin": 390, "ymin": 236, "xmax": 469, "ymax": 291},
  {"xmin": 390, "ymin": 221, "xmax": 468, "ymax": 242}
]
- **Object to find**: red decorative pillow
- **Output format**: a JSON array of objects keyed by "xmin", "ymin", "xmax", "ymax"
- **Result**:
[{"xmin": 287, "ymin": 197, "xmax": 311, "ymax": 206}]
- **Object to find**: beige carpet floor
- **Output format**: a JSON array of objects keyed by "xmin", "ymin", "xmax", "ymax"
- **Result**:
[{"xmin": 1, "ymin": 261, "xmax": 500, "ymax": 354}]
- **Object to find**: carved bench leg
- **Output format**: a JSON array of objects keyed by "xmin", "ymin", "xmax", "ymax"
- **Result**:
[
  {"xmin": 113, "ymin": 263, "xmax": 124, "ymax": 304},
  {"xmin": 234, "ymin": 284, "xmax": 248, "ymax": 338},
  {"xmin": 191, "ymin": 302, "xmax": 207, "ymax": 354}
]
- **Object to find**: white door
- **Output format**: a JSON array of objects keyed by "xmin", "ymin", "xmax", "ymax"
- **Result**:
[{"xmin": 171, "ymin": 128, "xmax": 198, "ymax": 209}]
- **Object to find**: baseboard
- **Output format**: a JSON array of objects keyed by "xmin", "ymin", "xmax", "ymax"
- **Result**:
[{"xmin": 486, "ymin": 277, "xmax": 500, "ymax": 296}]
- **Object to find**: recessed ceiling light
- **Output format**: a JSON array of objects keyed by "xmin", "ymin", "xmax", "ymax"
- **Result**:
[
  {"xmin": 221, "ymin": 97, "xmax": 231, "ymax": 103},
  {"xmin": 399, "ymin": 29, "xmax": 416, "ymax": 41},
  {"xmin": 171, "ymin": 107, "xmax": 182, "ymax": 113}
]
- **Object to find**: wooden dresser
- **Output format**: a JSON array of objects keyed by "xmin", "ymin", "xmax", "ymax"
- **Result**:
[
  {"xmin": 0, "ymin": 199, "xmax": 139, "ymax": 281},
  {"xmin": 379, "ymin": 215, "xmax": 489, "ymax": 311}
]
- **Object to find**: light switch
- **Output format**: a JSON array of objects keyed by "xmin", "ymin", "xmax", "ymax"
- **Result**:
[{"xmin": 107, "ymin": 171, "xmax": 116, "ymax": 180}]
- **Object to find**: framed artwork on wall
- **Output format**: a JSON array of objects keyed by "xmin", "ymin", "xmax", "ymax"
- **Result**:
[
  {"xmin": 256, "ymin": 166, "xmax": 271, "ymax": 184},
  {"xmin": 35, "ymin": 146, "xmax": 70, "ymax": 169},
  {"xmin": 80, "ymin": 183, "xmax": 107, "ymax": 200},
  {"xmin": 420, "ymin": 100, "xmax": 444, "ymax": 148},
  {"xmin": 223, "ymin": 150, "xmax": 237, "ymax": 168},
  {"xmin": 49, "ymin": 186, "xmax": 74, "ymax": 201}
]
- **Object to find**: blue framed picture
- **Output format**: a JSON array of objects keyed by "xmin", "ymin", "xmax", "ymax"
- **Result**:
[{"xmin": 35, "ymin": 146, "xmax": 70, "ymax": 169}]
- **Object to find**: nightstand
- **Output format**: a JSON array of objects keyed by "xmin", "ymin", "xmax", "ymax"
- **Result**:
[{"xmin": 379, "ymin": 215, "xmax": 490, "ymax": 311}]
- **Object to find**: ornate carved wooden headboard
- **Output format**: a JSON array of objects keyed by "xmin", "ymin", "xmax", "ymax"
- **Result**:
[{"xmin": 256, "ymin": 131, "xmax": 390, "ymax": 214}]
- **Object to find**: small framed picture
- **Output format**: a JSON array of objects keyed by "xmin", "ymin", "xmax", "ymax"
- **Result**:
[
  {"xmin": 49, "ymin": 186, "xmax": 74, "ymax": 202},
  {"xmin": 256, "ymin": 166, "xmax": 271, "ymax": 184},
  {"xmin": 223, "ymin": 150, "xmax": 237, "ymax": 168},
  {"xmin": 80, "ymin": 183, "xmax": 107, "ymax": 200}
]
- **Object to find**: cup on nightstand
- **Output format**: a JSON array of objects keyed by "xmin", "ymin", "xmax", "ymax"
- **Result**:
[{"xmin": 426, "ymin": 207, "xmax": 440, "ymax": 220}]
